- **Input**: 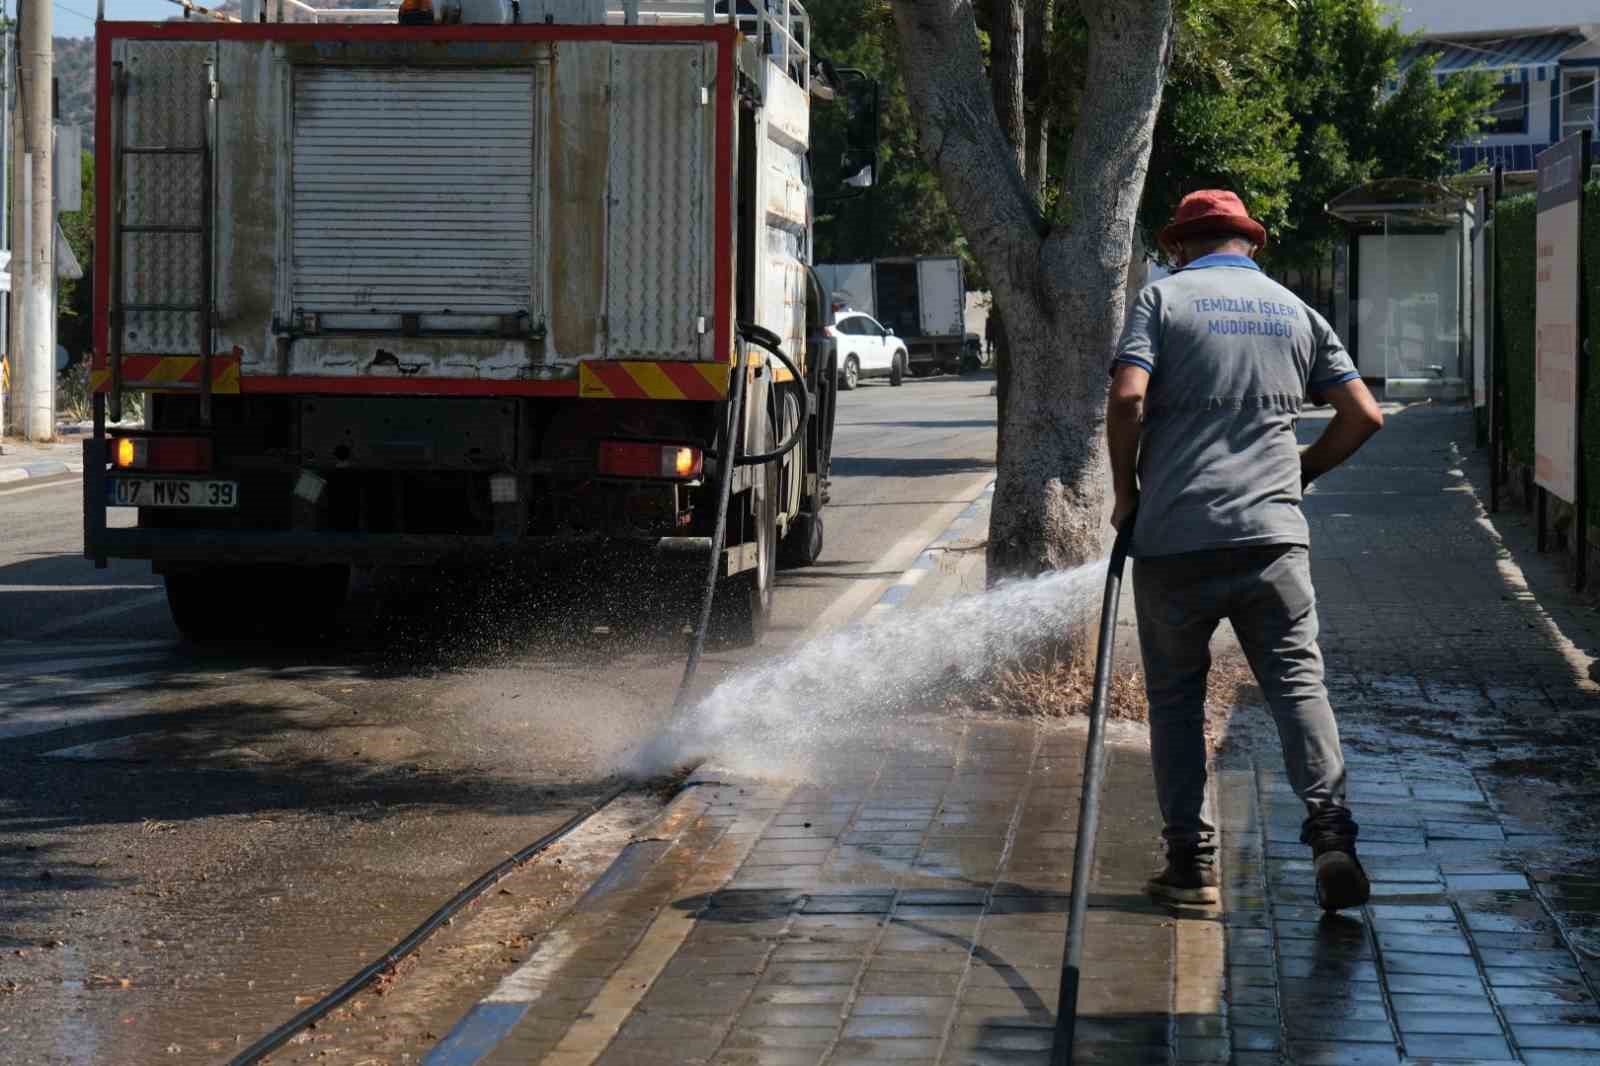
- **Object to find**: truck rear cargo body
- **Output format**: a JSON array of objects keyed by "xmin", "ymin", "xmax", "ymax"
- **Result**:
[{"xmin": 85, "ymin": 1, "xmax": 837, "ymax": 643}]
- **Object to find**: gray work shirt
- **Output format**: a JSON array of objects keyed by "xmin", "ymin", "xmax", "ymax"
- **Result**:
[{"xmin": 1112, "ymin": 253, "xmax": 1359, "ymax": 558}]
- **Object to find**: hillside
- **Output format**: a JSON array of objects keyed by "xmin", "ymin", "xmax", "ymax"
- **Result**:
[{"xmin": 57, "ymin": 36, "xmax": 93, "ymax": 150}]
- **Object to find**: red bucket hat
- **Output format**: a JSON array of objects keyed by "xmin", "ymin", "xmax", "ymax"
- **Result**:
[{"xmin": 1158, "ymin": 189, "xmax": 1267, "ymax": 251}]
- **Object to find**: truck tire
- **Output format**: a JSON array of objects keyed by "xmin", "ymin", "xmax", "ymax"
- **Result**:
[
  {"xmin": 840, "ymin": 356, "xmax": 860, "ymax": 391},
  {"xmin": 711, "ymin": 462, "xmax": 777, "ymax": 647},
  {"xmin": 779, "ymin": 510, "xmax": 824, "ymax": 568},
  {"xmin": 166, "ymin": 565, "xmax": 349, "ymax": 643},
  {"xmin": 165, "ymin": 571, "xmax": 245, "ymax": 642},
  {"xmin": 890, "ymin": 352, "xmax": 905, "ymax": 387}
]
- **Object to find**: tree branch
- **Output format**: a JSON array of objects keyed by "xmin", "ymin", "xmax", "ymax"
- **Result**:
[
  {"xmin": 1045, "ymin": 0, "xmax": 1172, "ymax": 324},
  {"xmin": 888, "ymin": 0, "xmax": 1044, "ymax": 297},
  {"xmin": 1023, "ymin": 0, "xmax": 1053, "ymax": 202},
  {"xmin": 990, "ymin": 0, "xmax": 1026, "ymax": 172}
]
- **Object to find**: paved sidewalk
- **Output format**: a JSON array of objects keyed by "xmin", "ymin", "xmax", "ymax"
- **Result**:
[
  {"xmin": 415, "ymin": 403, "xmax": 1600, "ymax": 1066},
  {"xmin": 429, "ymin": 721, "xmax": 1197, "ymax": 1066},
  {"xmin": 0, "ymin": 438, "xmax": 84, "ymax": 482}
]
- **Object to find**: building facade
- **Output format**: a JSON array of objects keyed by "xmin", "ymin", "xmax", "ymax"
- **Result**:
[{"xmin": 1395, "ymin": 0, "xmax": 1599, "ymax": 172}]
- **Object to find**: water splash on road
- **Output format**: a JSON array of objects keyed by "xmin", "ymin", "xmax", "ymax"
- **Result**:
[{"xmin": 632, "ymin": 561, "xmax": 1109, "ymax": 778}]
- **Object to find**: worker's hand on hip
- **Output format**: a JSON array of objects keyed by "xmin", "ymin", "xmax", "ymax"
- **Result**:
[{"xmin": 1112, "ymin": 492, "xmax": 1138, "ymax": 532}]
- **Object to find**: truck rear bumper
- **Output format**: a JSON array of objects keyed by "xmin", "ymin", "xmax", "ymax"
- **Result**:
[
  {"xmin": 84, "ymin": 440, "xmax": 745, "ymax": 571},
  {"xmin": 86, "ymin": 527, "xmax": 726, "ymax": 569}
]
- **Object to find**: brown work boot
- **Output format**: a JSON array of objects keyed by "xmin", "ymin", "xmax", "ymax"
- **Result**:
[
  {"xmin": 1146, "ymin": 851, "xmax": 1219, "ymax": 905},
  {"xmin": 1304, "ymin": 811, "xmax": 1371, "ymax": 912}
]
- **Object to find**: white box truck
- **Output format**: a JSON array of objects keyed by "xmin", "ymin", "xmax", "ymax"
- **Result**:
[{"xmin": 816, "ymin": 256, "xmax": 969, "ymax": 376}]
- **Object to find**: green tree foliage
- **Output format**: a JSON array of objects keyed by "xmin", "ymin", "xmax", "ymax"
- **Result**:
[
  {"xmin": 1139, "ymin": 0, "xmax": 1297, "ymax": 248},
  {"xmin": 1263, "ymin": 0, "xmax": 1494, "ymax": 270},
  {"xmin": 813, "ymin": 0, "xmax": 1492, "ymax": 274},
  {"xmin": 806, "ymin": 0, "xmax": 962, "ymax": 264}
]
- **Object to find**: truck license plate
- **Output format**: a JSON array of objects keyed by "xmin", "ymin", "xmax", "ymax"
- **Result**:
[{"xmin": 108, "ymin": 478, "xmax": 239, "ymax": 509}]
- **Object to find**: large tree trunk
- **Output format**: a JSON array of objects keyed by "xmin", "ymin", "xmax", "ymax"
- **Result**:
[{"xmin": 891, "ymin": 0, "xmax": 1173, "ymax": 576}]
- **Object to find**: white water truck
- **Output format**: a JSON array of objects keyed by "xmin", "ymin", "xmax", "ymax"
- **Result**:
[{"xmin": 83, "ymin": 0, "xmax": 842, "ymax": 646}]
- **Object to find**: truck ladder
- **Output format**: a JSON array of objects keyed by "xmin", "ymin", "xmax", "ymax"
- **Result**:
[{"xmin": 110, "ymin": 60, "xmax": 217, "ymax": 425}]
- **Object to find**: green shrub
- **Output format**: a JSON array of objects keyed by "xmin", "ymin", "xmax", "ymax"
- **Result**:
[
  {"xmin": 1586, "ymin": 184, "xmax": 1600, "ymax": 524},
  {"xmin": 1494, "ymin": 192, "xmax": 1536, "ymax": 466}
]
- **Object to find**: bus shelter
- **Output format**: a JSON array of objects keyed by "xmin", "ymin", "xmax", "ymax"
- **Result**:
[{"xmin": 1327, "ymin": 179, "xmax": 1475, "ymax": 400}]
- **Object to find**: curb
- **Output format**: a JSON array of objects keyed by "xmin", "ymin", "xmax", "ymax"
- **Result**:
[
  {"xmin": 865, "ymin": 479, "xmax": 993, "ymax": 618},
  {"xmin": 0, "ymin": 460, "xmax": 83, "ymax": 484},
  {"xmin": 422, "ymin": 764, "xmax": 748, "ymax": 1066}
]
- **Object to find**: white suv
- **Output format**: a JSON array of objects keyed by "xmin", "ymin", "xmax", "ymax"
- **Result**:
[{"xmin": 828, "ymin": 311, "xmax": 908, "ymax": 391}]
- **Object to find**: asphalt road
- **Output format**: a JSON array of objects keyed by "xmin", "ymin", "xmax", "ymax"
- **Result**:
[{"xmin": 0, "ymin": 373, "xmax": 998, "ymax": 1064}]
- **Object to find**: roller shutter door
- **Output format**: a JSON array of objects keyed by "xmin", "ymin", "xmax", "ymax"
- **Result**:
[{"xmin": 291, "ymin": 67, "xmax": 535, "ymax": 325}]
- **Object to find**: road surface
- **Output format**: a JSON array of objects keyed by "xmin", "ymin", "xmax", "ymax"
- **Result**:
[{"xmin": 0, "ymin": 373, "xmax": 998, "ymax": 1064}]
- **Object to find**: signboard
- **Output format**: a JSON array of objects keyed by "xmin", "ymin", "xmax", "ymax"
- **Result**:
[
  {"xmin": 1533, "ymin": 131, "xmax": 1589, "ymax": 504},
  {"xmin": 55, "ymin": 125, "xmax": 82, "ymax": 214}
]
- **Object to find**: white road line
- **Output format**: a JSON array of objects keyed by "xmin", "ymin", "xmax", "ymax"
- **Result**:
[
  {"xmin": 0, "ymin": 639, "xmax": 175, "ymax": 663},
  {"xmin": 31, "ymin": 591, "xmax": 170, "ymax": 639},
  {"xmin": 0, "ymin": 476, "xmax": 80, "ymax": 497},
  {"xmin": 2, "ymin": 584, "xmax": 161, "ymax": 593},
  {"xmin": 802, "ymin": 468, "xmax": 996, "ymax": 637},
  {"xmin": 0, "ymin": 651, "xmax": 178, "ymax": 678},
  {"xmin": 482, "ymin": 928, "xmax": 579, "ymax": 1004}
]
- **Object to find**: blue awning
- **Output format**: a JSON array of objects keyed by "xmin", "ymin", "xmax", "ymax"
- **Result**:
[{"xmin": 1401, "ymin": 32, "xmax": 1585, "ymax": 85}]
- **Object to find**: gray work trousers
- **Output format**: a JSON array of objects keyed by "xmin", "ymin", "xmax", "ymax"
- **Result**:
[{"xmin": 1132, "ymin": 544, "xmax": 1350, "ymax": 856}]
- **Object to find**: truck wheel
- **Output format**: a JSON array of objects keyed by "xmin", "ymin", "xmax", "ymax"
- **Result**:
[
  {"xmin": 890, "ymin": 353, "xmax": 905, "ymax": 387},
  {"xmin": 711, "ymin": 463, "xmax": 777, "ymax": 647},
  {"xmin": 840, "ymin": 356, "xmax": 860, "ymax": 391},
  {"xmin": 779, "ymin": 510, "xmax": 824, "ymax": 568},
  {"xmin": 165, "ymin": 571, "xmax": 244, "ymax": 642},
  {"xmin": 264, "ymin": 565, "xmax": 350, "ymax": 642},
  {"xmin": 166, "ymin": 566, "xmax": 349, "ymax": 643}
]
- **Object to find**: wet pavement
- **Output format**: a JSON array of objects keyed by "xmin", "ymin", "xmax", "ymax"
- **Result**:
[
  {"xmin": 422, "ymin": 718, "xmax": 1185, "ymax": 1066},
  {"xmin": 1203, "ymin": 402, "xmax": 1600, "ymax": 1065},
  {"xmin": 409, "ymin": 403, "xmax": 1600, "ymax": 1066}
]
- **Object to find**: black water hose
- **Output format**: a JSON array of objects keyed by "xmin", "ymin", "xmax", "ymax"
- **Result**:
[
  {"xmin": 225, "ymin": 781, "xmax": 629, "ymax": 1066},
  {"xmin": 671, "ymin": 335, "xmax": 756, "ymax": 714},
  {"xmin": 1052, "ymin": 515, "xmax": 1136, "ymax": 1066},
  {"xmin": 671, "ymin": 326, "xmax": 814, "ymax": 714}
]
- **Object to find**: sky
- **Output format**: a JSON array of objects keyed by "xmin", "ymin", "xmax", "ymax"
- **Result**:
[{"xmin": 47, "ymin": 0, "xmax": 234, "ymax": 32}]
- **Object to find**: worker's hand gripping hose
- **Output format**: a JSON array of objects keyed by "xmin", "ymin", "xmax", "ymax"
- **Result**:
[
  {"xmin": 1052, "ymin": 512, "xmax": 1136, "ymax": 1066},
  {"xmin": 671, "ymin": 325, "xmax": 811, "ymax": 713}
]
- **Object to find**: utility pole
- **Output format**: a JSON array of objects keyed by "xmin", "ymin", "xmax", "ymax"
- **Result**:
[
  {"xmin": 0, "ymin": 20, "xmax": 10, "ymax": 442},
  {"xmin": 17, "ymin": 0, "xmax": 49, "ymax": 440}
]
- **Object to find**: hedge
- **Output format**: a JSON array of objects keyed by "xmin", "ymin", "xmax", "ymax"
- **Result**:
[{"xmin": 1494, "ymin": 182, "xmax": 1600, "ymax": 525}]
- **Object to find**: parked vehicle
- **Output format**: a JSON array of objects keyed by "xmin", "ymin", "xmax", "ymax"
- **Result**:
[
  {"xmin": 828, "ymin": 310, "xmax": 907, "ymax": 390},
  {"xmin": 816, "ymin": 256, "xmax": 967, "ymax": 376},
  {"xmin": 83, "ymin": 0, "xmax": 838, "ymax": 647}
]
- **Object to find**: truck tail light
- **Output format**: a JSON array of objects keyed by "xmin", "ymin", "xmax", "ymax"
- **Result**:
[
  {"xmin": 112, "ymin": 437, "xmax": 213, "ymax": 472},
  {"xmin": 597, "ymin": 441, "xmax": 703, "ymax": 480}
]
